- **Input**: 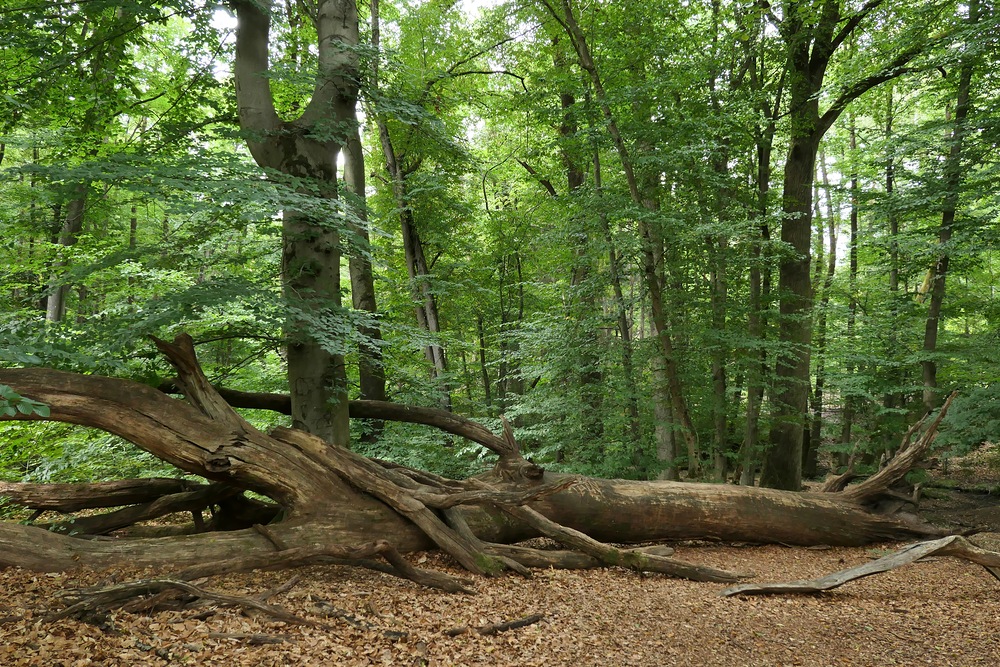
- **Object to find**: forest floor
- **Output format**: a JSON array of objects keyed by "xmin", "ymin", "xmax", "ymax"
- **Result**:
[{"xmin": 2, "ymin": 448, "xmax": 1000, "ymax": 666}]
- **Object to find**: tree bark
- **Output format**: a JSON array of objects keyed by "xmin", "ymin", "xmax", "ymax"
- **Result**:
[
  {"xmin": 805, "ymin": 153, "xmax": 839, "ymax": 477},
  {"xmin": 44, "ymin": 188, "xmax": 87, "ymax": 322},
  {"xmin": 343, "ymin": 111, "xmax": 387, "ymax": 408},
  {"xmin": 231, "ymin": 0, "xmax": 357, "ymax": 445},
  {"xmin": 922, "ymin": 12, "xmax": 976, "ymax": 413},
  {"xmin": 839, "ymin": 119, "xmax": 860, "ymax": 457},
  {"xmin": 762, "ymin": 0, "xmax": 928, "ymax": 489},
  {"xmin": 370, "ymin": 0, "xmax": 449, "ymax": 408},
  {"xmin": 547, "ymin": 0, "xmax": 700, "ymax": 472}
]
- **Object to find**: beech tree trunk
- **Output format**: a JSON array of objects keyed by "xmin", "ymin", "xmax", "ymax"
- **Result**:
[
  {"xmin": 922, "ymin": 8, "xmax": 976, "ymax": 413},
  {"xmin": 763, "ymin": 0, "xmax": 929, "ymax": 489},
  {"xmin": 549, "ymin": 0, "xmax": 700, "ymax": 472},
  {"xmin": 45, "ymin": 187, "xmax": 87, "ymax": 323},
  {"xmin": 0, "ymin": 335, "xmax": 951, "ymax": 585},
  {"xmin": 231, "ymin": 0, "xmax": 359, "ymax": 445},
  {"xmin": 369, "ymin": 0, "xmax": 450, "ymax": 409}
]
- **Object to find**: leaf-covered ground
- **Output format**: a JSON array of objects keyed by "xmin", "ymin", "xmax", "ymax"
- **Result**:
[
  {"xmin": 3, "ymin": 446, "xmax": 1000, "ymax": 666},
  {"xmin": 2, "ymin": 536, "xmax": 999, "ymax": 666}
]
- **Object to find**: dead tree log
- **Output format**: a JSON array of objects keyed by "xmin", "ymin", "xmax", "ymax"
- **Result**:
[
  {"xmin": 0, "ymin": 335, "xmax": 954, "ymax": 587},
  {"xmin": 721, "ymin": 535, "xmax": 1000, "ymax": 596},
  {"xmin": 0, "ymin": 478, "xmax": 203, "ymax": 512},
  {"xmin": 0, "ymin": 335, "xmax": 740, "ymax": 583}
]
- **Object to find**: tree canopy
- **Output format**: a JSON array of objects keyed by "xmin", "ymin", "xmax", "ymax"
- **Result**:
[{"xmin": 1, "ymin": 0, "xmax": 999, "ymax": 489}]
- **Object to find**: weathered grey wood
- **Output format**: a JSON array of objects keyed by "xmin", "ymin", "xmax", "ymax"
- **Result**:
[{"xmin": 720, "ymin": 536, "xmax": 1000, "ymax": 597}]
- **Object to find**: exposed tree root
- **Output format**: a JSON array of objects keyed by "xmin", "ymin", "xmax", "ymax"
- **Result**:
[
  {"xmin": 42, "ymin": 484, "xmax": 239, "ymax": 536},
  {"xmin": 171, "ymin": 539, "xmax": 474, "ymax": 594},
  {"xmin": 47, "ymin": 579, "xmax": 324, "ymax": 627}
]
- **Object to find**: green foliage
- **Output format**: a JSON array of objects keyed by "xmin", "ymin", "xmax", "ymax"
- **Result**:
[
  {"xmin": 0, "ymin": 385, "xmax": 49, "ymax": 419},
  {"xmin": 936, "ymin": 385, "xmax": 1000, "ymax": 458},
  {"xmin": 0, "ymin": 421, "xmax": 175, "ymax": 483},
  {"xmin": 0, "ymin": 0, "xmax": 998, "ymax": 489}
]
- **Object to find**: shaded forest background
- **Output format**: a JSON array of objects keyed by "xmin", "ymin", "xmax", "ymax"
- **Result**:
[{"xmin": 1, "ymin": 0, "xmax": 999, "ymax": 492}]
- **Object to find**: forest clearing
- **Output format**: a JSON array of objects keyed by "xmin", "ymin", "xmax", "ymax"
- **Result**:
[{"xmin": 3, "ymin": 0, "xmax": 1000, "ymax": 664}]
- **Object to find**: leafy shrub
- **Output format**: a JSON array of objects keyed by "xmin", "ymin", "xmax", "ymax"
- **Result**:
[{"xmin": 935, "ymin": 385, "xmax": 1000, "ymax": 460}]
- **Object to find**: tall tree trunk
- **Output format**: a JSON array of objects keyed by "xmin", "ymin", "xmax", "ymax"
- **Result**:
[
  {"xmin": 343, "ymin": 121, "xmax": 386, "ymax": 407},
  {"xmin": 231, "ymin": 0, "xmax": 358, "ymax": 446},
  {"xmin": 839, "ymin": 120, "xmax": 860, "ymax": 457},
  {"xmin": 881, "ymin": 86, "xmax": 902, "ymax": 418},
  {"xmin": 565, "ymin": 135, "xmax": 605, "ymax": 444},
  {"xmin": 737, "ymin": 12, "xmax": 782, "ymax": 486},
  {"xmin": 45, "ymin": 9, "xmax": 135, "ymax": 323},
  {"xmin": 761, "ymin": 122, "xmax": 818, "ymax": 490},
  {"xmin": 705, "ymin": 0, "xmax": 734, "ymax": 482},
  {"xmin": 594, "ymin": 147, "xmax": 642, "ymax": 446},
  {"xmin": 546, "ymin": 60, "xmax": 605, "ymax": 442},
  {"xmin": 370, "ymin": 0, "xmax": 449, "ymax": 408},
  {"xmin": 343, "ymin": 117, "xmax": 386, "ymax": 444},
  {"xmin": 549, "ymin": 0, "xmax": 700, "ymax": 472},
  {"xmin": 922, "ymin": 19, "xmax": 976, "ymax": 413},
  {"xmin": 806, "ymin": 153, "xmax": 839, "ymax": 478},
  {"xmin": 760, "ymin": 0, "xmax": 925, "ymax": 489},
  {"xmin": 476, "ymin": 313, "xmax": 492, "ymax": 408},
  {"xmin": 653, "ymin": 358, "xmax": 679, "ymax": 480},
  {"xmin": 708, "ymin": 235, "xmax": 729, "ymax": 481}
]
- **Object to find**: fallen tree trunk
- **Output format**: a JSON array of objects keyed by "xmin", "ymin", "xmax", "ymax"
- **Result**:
[
  {"xmin": 0, "ymin": 335, "xmax": 953, "ymax": 586},
  {"xmin": 0, "ymin": 478, "xmax": 204, "ymax": 512}
]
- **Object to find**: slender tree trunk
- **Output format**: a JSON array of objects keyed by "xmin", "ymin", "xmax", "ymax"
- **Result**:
[
  {"xmin": 343, "ymin": 122, "xmax": 387, "ymax": 406},
  {"xmin": 45, "ymin": 184, "xmax": 88, "ymax": 323},
  {"xmin": 371, "ymin": 0, "xmax": 448, "ymax": 408},
  {"xmin": 594, "ymin": 148, "xmax": 642, "ymax": 445},
  {"xmin": 882, "ymin": 86, "xmax": 902, "ymax": 418},
  {"xmin": 554, "ymin": 68, "xmax": 604, "ymax": 442},
  {"xmin": 476, "ymin": 313, "xmax": 492, "ymax": 408},
  {"xmin": 839, "ymin": 120, "xmax": 860, "ymax": 456},
  {"xmin": 550, "ymin": 0, "xmax": 699, "ymax": 471},
  {"xmin": 737, "ymin": 14, "xmax": 781, "ymax": 486},
  {"xmin": 706, "ymin": 0, "xmax": 733, "ymax": 482},
  {"xmin": 922, "ymin": 26, "xmax": 975, "ymax": 413},
  {"xmin": 709, "ymin": 236, "xmax": 729, "ymax": 481},
  {"xmin": 343, "ymin": 123, "xmax": 386, "ymax": 443},
  {"xmin": 806, "ymin": 154, "xmax": 838, "ymax": 478},
  {"xmin": 653, "ymin": 360, "xmax": 679, "ymax": 480}
]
